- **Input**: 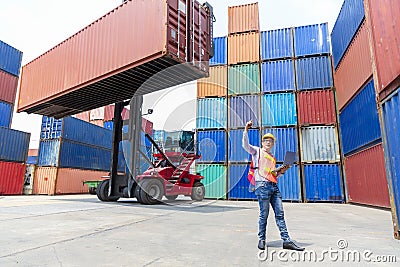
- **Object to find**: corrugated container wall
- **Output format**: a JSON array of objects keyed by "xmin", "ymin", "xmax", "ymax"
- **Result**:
[
  {"xmin": 197, "ymin": 130, "xmax": 227, "ymax": 163},
  {"xmin": 210, "ymin": 37, "xmax": 227, "ymax": 66},
  {"xmin": 0, "ymin": 161, "xmax": 25, "ymax": 195},
  {"xmin": 196, "ymin": 98, "xmax": 227, "ymax": 129},
  {"xmin": 18, "ymin": 0, "xmax": 211, "ymax": 117},
  {"xmin": 0, "ymin": 70, "xmax": 19, "ymax": 104},
  {"xmin": 334, "ymin": 21, "xmax": 372, "ymax": 110},
  {"xmin": 0, "ymin": 127, "xmax": 30, "ymax": 163},
  {"xmin": 296, "ymin": 56, "xmax": 333, "ymax": 90},
  {"xmin": 301, "ymin": 126, "xmax": 339, "ymax": 162},
  {"xmin": 228, "ymin": 164, "xmax": 256, "ymax": 199},
  {"xmin": 0, "ymin": 40, "xmax": 23, "ymax": 76},
  {"xmin": 261, "ymin": 60, "xmax": 295, "ymax": 93},
  {"xmin": 196, "ymin": 164, "xmax": 227, "ymax": 199},
  {"xmin": 228, "ymin": 32, "xmax": 260, "ymax": 65},
  {"xmin": 303, "ymin": 164, "xmax": 343, "ymax": 202},
  {"xmin": 277, "ymin": 165, "xmax": 301, "ymax": 201},
  {"xmin": 229, "ymin": 95, "xmax": 260, "ymax": 128},
  {"xmin": 262, "ymin": 93, "xmax": 297, "ymax": 126},
  {"xmin": 75, "ymin": 111, "xmax": 90, "ymax": 122},
  {"xmin": 297, "ymin": 90, "xmax": 336, "ymax": 125},
  {"xmin": 90, "ymin": 107, "xmax": 105, "ymax": 120},
  {"xmin": 344, "ymin": 144, "xmax": 390, "ymax": 208},
  {"xmin": 331, "ymin": 0, "xmax": 365, "ymax": 68},
  {"xmin": 197, "ymin": 66, "xmax": 227, "ymax": 98},
  {"xmin": 0, "ymin": 101, "xmax": 13, "ymax": 128},
  {"xmin": 262, "ymin": 127, "xmax": 298, "ymax": 162},
  {"xmin": 366, "ymin": 0, "xmax": 400, "ymax": 98},
  {"xmin": 381, "ymin": 88, "xmax": 400, "ymax": 234},
  {"xmin": 339, "ymin": 80, "xmax": 381, "ymax": 155},
  {"xmin": 228, "ymin": 129, "xmax": 260, "ymax": 162},
  {"xmin": 103, "ymin": 105, "xmax": 130, "ymax": 121},
  {"xmin": 294, "ymin": 23, "xmax": 330, "ymax": 57},
  {"xmin": 228, "ymin": 3, "xmax": 259, "ymax": 35},
  {"xmin": 228, "ymin": 63, "xmax": 260, "ymax": 95},
  {"xmin": 261, "ymin": 28, "xmax": 294, "ymax": 61}
]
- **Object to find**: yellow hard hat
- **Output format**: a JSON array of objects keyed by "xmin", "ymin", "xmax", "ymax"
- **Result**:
[{"xmin": 262, "ymin": 133, "xmax": 276, "ymax": 141}]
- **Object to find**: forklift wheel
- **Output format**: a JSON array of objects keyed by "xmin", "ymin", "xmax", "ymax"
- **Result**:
[
  {"xmin": 165, "ymin": 195, "xmax": 178, "ymax": 201},
  {"xmin": 139, "ymin": 179, "xmax": 164, "ymax": 205},
  {"xmin": 191, "ymin": 182, "xmax": 205, "ymax": 201},
  {"xmin": 89, "ymin": 187, "xmax": 97, "ymax": 195},
  {"xmin": 96, "ymin": 180, "xmax": 120, "ymax": 202}
]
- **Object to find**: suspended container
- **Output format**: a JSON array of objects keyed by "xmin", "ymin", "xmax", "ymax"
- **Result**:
[
  {"xmin": 260, "ymin": 28, "xmax": 294, "ymax": 61},
  {"xmin": 17, "ymin": 0, "xmax": 213, "ymax": 118},
  {"xmin": 229, "ymin": 95, "xmax": 260, "ymax": 128},
  {"xmin": 210, "ymin": 37, "xmax": 227, "ymax": 66},
  {"xmin": 294, "ymin": 23, "xmax": 330, "ymax": 57},
  {"xmin": 228, "ymin": 163, "xmax": 256, "ymax": 200},
  {"xmin": 0, "ymin": 127, "xmax": 30, "ymax": 163},
  {"xmin": 228, "ymin": 32, "xmax": 260, "ymax": 65},
  {"xmin": 0, "ymin": 69, "xmax": 19, "ymax": 104},
  {"xmin": 296, "ymin": 56, "xmax": 333, "ymax": 90},
  {"xmin": 228, "ymin": 3, "xmax": 259, "ymax": 35},
  {"xmin": 339, "ymin": 80, "xmax": 381, "ymax": 156},
  {"xmin": 344, "ymin": 144, "xmax": 390, "ymax": 208},
  {"xmin": 300, "ymin": 126, "xmax": 340, "ymax": 162},
  {"xmin": 297, "ymin": 90, "xmax": 336, "ymax": 125},
  {"xmin": 197, "ymin": 66, "xmax": 227, "ymax": 98},
  {"xmin": 262, "ymin": 127, "xmax": 298, "ymax": 162},
  {"xmin": 196, "ymin": 97, "xmax": 227, "ymax": 129},
  {"xmin": 261, "ymin": 93, "xmax": 297, "ymax": 126},
  {"xmin": 261, "ymin": 59, "xmax": 295, "ymax": 93},
  {"xmin": 228, "ymin": 128, "xmax": 260, "ymax": 162},
  {"xmin": 0, "ymin": 161, "xmax": 25, "ymax": 195},
  {"xmin": 303, "ymin": 163, "xmax": 343, "ymax": 202},
  {"xmin": 228, "ymin": 63, "xmax": 260, "ymax": 95},
  {"xmin": 0, "ymin": 100, "xmax": 13, "ymax": 128},
  {"xmin": 196, "ymin": 163, "xmax": 227, "ymax": 199},
  {"xmin": 197, "ymin": 130, "xmax": 227, "ymax": 163},
  {"xmin": 331, "ymin": 0, "xmax": 365, "ymax": 68},
  {"xmin": 334, "ymin": 21, "xmax": 372, "ymax": 110},
  {"xmin": 0, "ymin": 39, "xmax": 23, "ymax": 77}
]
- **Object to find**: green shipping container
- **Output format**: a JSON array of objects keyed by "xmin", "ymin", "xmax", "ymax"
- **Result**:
[
  {"xmin": 196, "ymin": 164, "xmax": 227, "ymax": 199},
  {"xmin": 228, "ymin": 63, "xmax": 260, "ymax": 95}
]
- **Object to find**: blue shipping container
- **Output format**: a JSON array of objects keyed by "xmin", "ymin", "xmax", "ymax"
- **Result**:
[
  {"xmin": 229, "ymin": 95, "xmax": 260, "ymax": 128},
  {"xmin": 340, "ymin": 80, "xmax": 381, "ymax": 155},
  {"xmin": 277, "ymin": 164, "xmax": 301, "ymax": 201},
  {"xmin": 262, "ymin": 127, "xmax": 298, "ymax": 162},
  {"xmin": 210, "ymin": 37, "xmax": 227, "ymax": 66},
  {"xmin": 262, "ymin": 93, "xmax": 297, "ymax": 126},
  {"xmin": 197, "ymin": 97, "xmax": 227, "ymax": 129},
  {"xmin": 296, "ymin": 56, "xmax": 333, "ymax": 90},
  {"xmin": 0, "ymin": 40, "xmax": 23, "ymax": 76},
  {"xmin": 0, "ymin": 100, "xmax": 13, "ymax": 128},
  {"xmin": 294, "ymin": 23, "xmax": 330, "ymax": 57},
  {"xmin": 381, "ymin": 87, "xmax": 400, "ymax": 226},
  {"xmin": 331, "ymin": 0, "xmax": 365, "ymax": 68},
  {"xmin": 0, "ymin": 127, "xmax": 30, "ymax": 163},
  {"xmin": 103, "ymin": 120, "xmax": 133, "ymax": 134},
  {"xmin": 303, "ymin": 164, "xmax": 343, "ymax": 202},
  {"xmin": 197, "ymin": 130, "xmax": 226, "ymax": 163},
  {"xmin": 261, "ymin": 28, "xmax": 294, "ymax": 61},
  {"xmin": 26, "ymin": 156, "xmax": 38, "ymax": 165},
  {"xmin": 261, "ymin": 60, "xmax": 295, "ymax": 93},
  {"xmin": 228, "ymin": 129, "xmax": 260, "ymax": 162}
]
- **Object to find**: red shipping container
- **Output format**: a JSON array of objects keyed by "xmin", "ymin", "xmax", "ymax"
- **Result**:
[
  {"xmin": 17, "ymin": 0, "xmax": 212, "ymax": 118},
  {"xmin": 75, "ymin": 111, "xmax": 90, "ymax": 122},
  {"xmin": 0, "ymin": 161, "xmax": 25, "ymax": 195},
  {"xmin": 366, "ymin": 0, "xmax": 400, "ymax": 100},
  {"xmin": 142, "ymin": 117, "xmax": 153, "ymax": 135},
  {"xmin": 297, "ymin": 90, "xmax": 336, "ymax": 125},
  {"xmin": 0, "ymin": 69, "xmax": 18, "ymax": 104},
  {"xmin": 334, "ymin": 21, "xmax": 372, "ymax": 110},
  {"xmin": 344, "ymin": 144, "xmax": 390, "ymax": 208},
  {"xmin": 104, "ymin": 105, "xmax": 130, "ymax": 121}
]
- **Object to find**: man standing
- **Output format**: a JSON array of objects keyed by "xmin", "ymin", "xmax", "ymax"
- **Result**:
[{"xmin": 242, "ymin": 120, "xmax": 304, "ymax": 251}]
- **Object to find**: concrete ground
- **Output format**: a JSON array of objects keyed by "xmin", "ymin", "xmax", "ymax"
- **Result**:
[{"xmin": 0, "ymin": 195, "xmax": 399, "ymax": 267}]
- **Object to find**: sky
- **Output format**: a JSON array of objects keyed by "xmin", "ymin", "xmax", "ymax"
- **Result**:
[{"xmin": 0, "ymin": 0, "xmax": 344, "ymax": 148}]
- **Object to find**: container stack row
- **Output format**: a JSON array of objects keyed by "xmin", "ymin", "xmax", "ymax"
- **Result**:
[
  {"xmin": 196, "ymin": 3, "xmax": 344, "ymax": 202},
  {"xmin": 0, "ymin": 40, "xmax": 31, "ymax": 195}
]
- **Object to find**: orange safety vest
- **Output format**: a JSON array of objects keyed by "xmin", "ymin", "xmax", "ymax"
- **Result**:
[{"xmin": 259, "ymin": 149, "xmax": 278, "ymax": 183}]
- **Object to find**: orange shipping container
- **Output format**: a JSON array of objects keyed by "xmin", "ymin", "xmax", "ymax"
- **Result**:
[
  {"xmin": 228, "ymin": 32, "xmax": 260, "ymax": 65},
  {"xmin": 33, "ymin": 167, "xmax": 108, "ymax": 195},
  {"xmin": 228, "ymin": 3, "xmax": 260, "ymax": 35},
  {"xmin": 75, "ymin": 111, "xmax": 90, "ymax": 122},
  {"xmin": 334, "ymin": 21, "xmax": 373, "ymax": 111},
  {"xmin": 197, "ymin": 66, "xmax": 227, "ymax": 98}
]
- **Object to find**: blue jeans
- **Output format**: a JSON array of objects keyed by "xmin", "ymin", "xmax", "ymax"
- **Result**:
[{"xmin": 255, "ymin": 181, "xmax": 290, "ymax": 242}]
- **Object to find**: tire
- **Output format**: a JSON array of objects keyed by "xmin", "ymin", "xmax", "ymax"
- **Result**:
[
  {"xmin": 134, "ymin": 183, "xmax": 145, "ymax": 204},
  {"xmin": 140, "ymin": 179, "xmax": 164, "ymax": 205},
  {"xmin": 97, "ymin": 180, "xmax": 120, "ymax": 202},
  {"xmin": 165, "ymin": 195, "xmax": 178, "ymax": 201},
  {"xmin": 191, "ymin": 182, "xmax": 205, "ymax": 201},
  {"xmin": 89, "ymin": 187, "xmax": 97, "ymax": 195}
]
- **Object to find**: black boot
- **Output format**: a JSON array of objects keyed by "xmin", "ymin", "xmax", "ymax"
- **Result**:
[
  {"xmin": 258, "ymin": 240, "xmax": 266, "ymax": 250},
  {"xmin": 283, "ymin": 241, "xmax": 304, "ymax": 251}
]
